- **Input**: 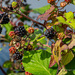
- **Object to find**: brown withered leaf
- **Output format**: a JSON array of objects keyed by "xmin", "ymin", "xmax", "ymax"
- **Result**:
[
  {"xmin": 49, "ymin": 55, "xmax": 56, "ymax": 68},
  {"xmin": 68, "ymin": 34, "xmax": 75, "ymax": 49},
  {"xmin": 37, "ymin": 5, "xmax": 55, "ymax": 21}
]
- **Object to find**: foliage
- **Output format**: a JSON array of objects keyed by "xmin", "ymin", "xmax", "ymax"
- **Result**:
[{"xmin": 0, "ymin": 0, "xmax": 75, "ymax": 75}]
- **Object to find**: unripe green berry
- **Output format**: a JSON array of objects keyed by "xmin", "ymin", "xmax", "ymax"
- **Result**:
[{"xmin": 12, "ymin": 1, "xmax": 18, "ymax": 8}]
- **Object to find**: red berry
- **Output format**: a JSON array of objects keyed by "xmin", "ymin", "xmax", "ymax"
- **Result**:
[
  {"xmin": 25, "ymin": 72, "xmax": 32, "ymax": 75},
  {"xmin": 9, "ymin": 31, "xmax": 15, "ymax": 38},
  {"xmin": 47, "ymin": 0, "xmax": 55, "ymax": 3},
  {"xmin": 65, "ymin": 0, "xmax": 70, "ymax": 2},
  {"xmin": 9, "ymin": 47, "xmax": 16, "ymax": 54},
  {"xmin": 60, "ymin": 2, "xmax": 67, "ymax": 7},
  {"xmin": 28, "ymin": 27, "xmax": 34, "ymax": 34}
]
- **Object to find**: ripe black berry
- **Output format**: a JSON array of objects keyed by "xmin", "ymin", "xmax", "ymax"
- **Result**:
[
  {"xmin": 7, "ymin": 5, "xmax": 13, "ymax": 10},
  {"xmin": 13, "ymin": 51, "xmax": 22, "ymax": 60},
  {"xmin": 44, "ymin": 28, "xmax": 56, "ymax": 39},
  {"xmin": 0, "ymin": 26, "xmax": 2, "ymax": 33},
  {"xmin": 0, "ymin": 13, "xmax": 9, "ymax": 24},
  {"xmin": 14, "ymin": 26, "xmax": 27, "ymax": 37}
]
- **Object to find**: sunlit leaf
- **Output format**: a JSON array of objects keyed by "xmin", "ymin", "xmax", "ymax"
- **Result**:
[
  {"xmin": 22, "ymin": 49, "xmax": 57, "ymax": 75},
  {"xmin": 64, "ymin": 11, "xmax": 74, "ymax": 21}
]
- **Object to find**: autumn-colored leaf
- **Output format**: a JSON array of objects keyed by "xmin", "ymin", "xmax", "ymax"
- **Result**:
[
  {"xmin": 49, "ymin": 55, "xmax": 56, "ymax": 68},
  {"xmin": 37, "ymin": 5, "xmax": 55, "ymax": 21},
  {"xmin": 68, "ymin": 34, "xmax": 75, "ymax": 49},
  {"xmin": 53, "ymin": 40, "xmax": 62, "ymax": 65}
]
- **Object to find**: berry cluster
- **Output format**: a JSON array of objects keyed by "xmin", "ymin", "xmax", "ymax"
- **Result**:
[
  {"xmin": 9, "ymin": 47, "xmax": 16, "ymax": 54},
  {"xmin": 13, "ymin": 51, "xmax": 22, "ymax": 60},
  {"xmin": 44, "ymin": 28, "xmax": 56, "ymax": 39},
  {"xmin": 0, "ymin": 13, "xmax": 9, "ymax": 24},
  {"xmin": 9, "ymin": 31, "xmax": 15, "ymax": 38},
  {"xmin": 0, "ymin": 26, "xmax": 2, "ymax": 33},
  {"xmin": 14, "ymin": 26, "xmax": 27, "ymax": 37}
]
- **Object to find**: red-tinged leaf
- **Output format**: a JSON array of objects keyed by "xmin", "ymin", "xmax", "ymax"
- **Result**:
[
  {"xmin": 61, "ymin": 44, "xmax": 68, "ymax": 51},
  {"xmin": 68, "ymin": 34, "xmax": 75, "ymax": 49},
  {"xmin": 53, "ymin": 40, "xmax": 62, "ymax": 65},
  {"xmin": 37, "ymin": 5, "xmax": 55, "ymax": 21},
  {"xmin": 49, "ymin": 55, "xmax": 56, "ymax": 68}
]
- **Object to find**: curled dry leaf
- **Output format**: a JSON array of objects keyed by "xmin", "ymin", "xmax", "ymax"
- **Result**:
[
  {"xmin": 52, "ymin": 40, "xmax": 68, "ymax": 65},
  {"xmin": 49, "ymin": 55, "xmax": 56, "ymax": 68},
  {"xmin": 37, "ymin": 5, "xmax": 55, "ymax": 21},
  {"xmin": 53, "ymin": 40, "xmax": 62, "ymax": 65}
]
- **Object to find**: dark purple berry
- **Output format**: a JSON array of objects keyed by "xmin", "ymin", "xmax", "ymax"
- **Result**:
[
  {"xmin": 8, "ymin": 5, "xmax": 13, "ymax": 10},
  {"xmin": 14, "ymin": 26, "xmax": 27, "ymax": 37},
  {"xmin": 13, "ymin": 51, "xmax": 22, "ymax": 60},
  {"xmin": 0, "ymin": 13, "xmax": 9, "ymax": 24},
  {"xmin": 44, "ymin": 28, "xmax": 56, "ymax": 39}
]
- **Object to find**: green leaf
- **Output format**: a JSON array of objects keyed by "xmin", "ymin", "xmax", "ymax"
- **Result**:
[
  {"xmin": 22, "ymin": 49, "xmax": 57, "ymax": 75},
  {"xmin": 3, "ymin": 61, "xmax": 12, "ymax": 68},
  {"xmin": 53, "ymin": 24, "xmax": 64, "ymax": 32},
  {"xmin": 37, "ymin": 36, "xmax": 47, "ymax": 44},
  {"xmin": 3, "ymin": 23, "xmax": 13, "ymax": 41},
  {"xmin": 65, "ymin": 53, "xmax": 75, "ymax": 75},
  {"xmin": 64, "ymin": 11, "xmax": 74, "ymax": 21},
  {"xmin": 33, "ymin": 5, "xmax": 51, "ymax": 14},
  {"xmin": 71, "ymin": 0, "xmax": 75, "ymax": 5},
  {"xmin": 60, "ymin": 50, "xmax": 74, "ymax": 65},
  {"xmin": 8, "ymin": 72, "xmax": 25, "ymax": 75},
  {"xmin": 19, "ymin": 7, "xmax": 25, "ymax": 13},
  {"xmin": 57, "ymin": 12, "xmax": 75, "ymax": 30}
]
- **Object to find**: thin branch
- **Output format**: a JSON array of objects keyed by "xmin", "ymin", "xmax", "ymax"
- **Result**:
[
  {"xmin": 18, "ymin": 10, "xmax": 46, "ymax": 28},
  {"xmin": 0, "ymin": 66, "xmax": 7, "ymax": 75}
]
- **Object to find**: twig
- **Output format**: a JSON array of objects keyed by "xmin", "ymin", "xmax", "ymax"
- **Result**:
[
  {"xmin": 0, "ymin": 66, "xmax": 7, "ymax": 75},
  {"xmin": 18, "ymin": 10, "xmax": 47, "ymax": 28}
]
